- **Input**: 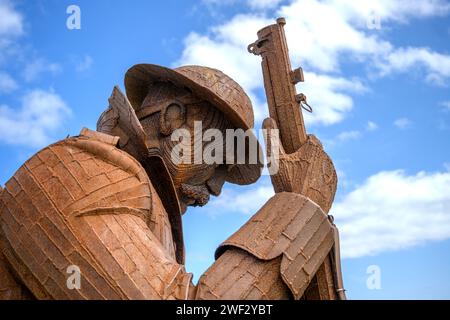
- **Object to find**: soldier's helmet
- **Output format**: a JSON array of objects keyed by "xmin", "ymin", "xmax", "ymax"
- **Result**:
[{"xmin": 124, "ymin": 64, "xmax": 262, "ymax": 185}]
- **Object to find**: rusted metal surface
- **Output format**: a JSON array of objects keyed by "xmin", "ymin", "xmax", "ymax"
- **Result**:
[
  {"xmin": 0, "ymin": 18, "xmax": 345, "ymax": 300},
  {"xmin": 251, "ymin": 18, "xmax": 346, "ymax": 300},
  {"xmin": 0, "ymin": 132, "xmax": 191, "ymax": 299},
  {"xmin": 213, "ymin": 192, "xmax": 334, "ymax": 300},
  {"xmin": 248, "ymin": 17, "xmax": 308, "ymax": 154}
]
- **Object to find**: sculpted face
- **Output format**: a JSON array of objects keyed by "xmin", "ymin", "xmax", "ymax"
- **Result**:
[{"xmin": 137, "ymin": 82, "xmax": 232, "ymax": 213}]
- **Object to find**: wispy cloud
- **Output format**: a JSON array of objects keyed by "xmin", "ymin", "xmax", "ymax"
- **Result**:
[
  {"xmin": 327, "ymin": 121, "xmax": 377, "ymax": 146},
  {"xmin": 203, "ymin": 0, "xmax": 284, "ymax": 10},
  {"xmin": 0, "ymin": 0, "xmax": 23, "ymax": 62},
  {"xmin": 247, "ymin": 0, "xmax": 283, "ymax": 10},
  {"xmin": 0, "ymin": 2, "xmax": 72, "ymax": 149},
  {"xmin": 0, "ymin": 89, "xmax": 71, "ymax": 147},
  {"xmin": 277, "ymin": 0, "xmax": 450, "ymax": 80},
  {"xmin": 0, "ymin": 71, "xmax": 17, "ymax": 93},
  {"xmin": 332, "ymin": 169, "xmax": 450, "ymax": 258},
  {"xmin": 207, "ymin": 167, "xmax": 450, "ymax": 260},
  {"xmin": 75, "ymin": 54, "xmax": 93, "ymax": 73},
  {"xmin": 0, "ymin": 0, "xmax": 23, "ymax": 37},
  {"xmin": 177, "ymin": 13, "xmax": 367, "ymax": 126},
  {"xmin": 207, "ymin": 182, "xmax": 274, "ymax": 216},
  {"xmin": 301, "ymin": 73, "xmax": 367, "ymax": 126},
  {"xmin": 440, "ymin": 101, "xmax": 450, "ymax": 111},
  {"xmin": 336, "ymin": 130, "xmax": 362, "ymax": 142},
  {"xmin": 394, "ymin": 117, "xmax": 413, "ymax": 130},
  {"xmin": 377, "ymin": 47, "xmax": 450, "ymax": 86},
  {"xmin": 366, "ymin": 121, "xmax": 378, "ymax": 131},
  {"xmin": 22, "ymin": 58, "xmax": 62, "ymax": 82},
  {"xmin": 178, "ymin": 0, "xmax": 450, "ymax": 128}
]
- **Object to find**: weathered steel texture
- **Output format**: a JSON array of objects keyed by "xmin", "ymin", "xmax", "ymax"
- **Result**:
[
  {"xmin": 0, "ymin": 17, "xmax": 346, "ymax": 299},
  {"xmin": 215, "ymin": 192, "xmax": 334, "ymax": 300},
  {"xmin": 0, "ymin": 129, "xmax": 315, "ymax": 299},
  {"xmin": 251, "ymin": 18, "xmax": 346, "ymax": 300},
  {"xmin": 195, "ymin": 249, "xmax": 291, "ymax": 300},
  {"xmin": 301, "ymin": 255, "xmax": 337, "ymax": 300},
  {"xmin": 124, "ymin": 64, "xmax": 262, "ymax": 186},
  {"xmin": 264, "ymin": 117, "xmax": 337, "ymax": 213},
  {"xmin": 0, "ymin": 252, "xmax": 33, "ymax": 299},
  {"xmin": 248, "ymin": 17, "xmax": 307, "ymax": 154},
  {"xmin": 330, "ymin": 223, "xmax": 347, "ymax": 300},
  {"xmin": 97, "ymin": 86, "xmax": 148, "ymax": 163},
  {"xmin": 0, "ymin": 132, "xmax": 192, "ymax": 299},
  {"xmin": 97, "ymin": 87, "xmax": 185, "ymax": 264},
  {"xmin": 125, "ymin": 65, "xmax": 255, "ymax": 131}
]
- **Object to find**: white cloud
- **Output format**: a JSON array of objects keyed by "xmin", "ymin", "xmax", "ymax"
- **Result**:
[
  {"xmin": 75, "ymin": 54, "xmax": 93, "ymax": 73},
  {"xmin": 177, "ymin": 13, "xmax": 367, "ymax": 126},
  {"xmin": 279, "ymin": 0, "xmax": 391, "ymax": 73},
  {"xmin": 0, "ymin": 0, "xmax": 23, "ymax": 63},
  {"xmin": 279, "ymin": 0, "xmax": 450, "ymax": 81},
  {"xmin": 440, "ymin": 101, "xmax": 450, "ymax": 111},
  {"xmin": 0, "ymin": 71, "xmax": 17, "ymax": 92},
  {"xmin": 180, "ymin": 0, "xmax": 450, "ymax": 265},
  {"xmin": 336, "ymin": 168, "xmax": 356, "ymax": 190},
  {"xmin": 394, "ymin": 117, "xmax": 413, "ymax": 129},
  {"xmin": 176, "ymin": 15, "xmax": 271, "ymax": 122},
  {"xmin": 336, "ymin": 130, "xmax": 361, "ymax": 142},
  {"xmin": 301, "ymin": 72, "xmax": 367, "ymax": 125},
  {"xmin": 22, "ymin": 58, "xmax": 62, "ymax": 82},
  {"xmin": 177, "ymin": 15, "xmax": 270, "ymax": 92},
  {"xmin": 366, "ymin": 121, "xmax": 378, "ymax": 131},
  {"xmin": 0, "ymin": 4, "xmax": 70, "ymax": 149},
  {"xmin": 377, "ymin": 47, "xmax": 450, "ymax": 85},
  {"xmin": 207, "ymin": 183, "xmax": 274, "ymax": 216},
  {"xmin": 325, "ymin": 129, "xmax": 361, "ymax": 147},
  {"xmin": 202, "ymin": 0, "xmax": 237, "ymax": 6},
  {"xmin": 0, "ymin": 0, "xmax": 23, "ymax": 37},
  {"xmin": 247, "ymin": 0, "xmax": 283, "ymax": 10},
  {"xmin": 325, "ymin": 0, "xmax": 450, "ymax": 24},
  {"xmin": 0, "ymin": 3, "xmax": 62, "ymax": 86},
  {"xmin": 331, "ymin": 169, "xmax": 450, "ymax": 258},
  {"xmin": 327, "ymin": 121, "xmax": 377, "ymax": 146},
  {"xmin": 0, "ymin": 89, "xmax": 71, "ymax": 147},
  {"xmin": 208, "ymin": 168, "xmax": 450, "ymax": 260},
  {"xmin": 202, "ymin": 0, "xmax": 284, "ymax": 10},
  {"xmin": 177, "ymin": 0, "xmax": 450, "ymax": 128}
]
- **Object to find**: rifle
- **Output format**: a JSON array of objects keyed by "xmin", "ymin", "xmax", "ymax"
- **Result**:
[
  {"xmin": 248, "ymin": 17, "xmax": 311, "ymax": 154},
  {"xmin": 248, "ymin": 18, "xmax": 346, "ymax": 300}
]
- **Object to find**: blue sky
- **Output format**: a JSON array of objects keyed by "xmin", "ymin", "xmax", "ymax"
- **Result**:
[{"xmin": 0, "ymin": 0, "xmax": 449, "ymax": 299}]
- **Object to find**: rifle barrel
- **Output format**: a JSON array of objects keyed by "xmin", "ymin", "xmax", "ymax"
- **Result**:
[{"xmin": 249, "ymin": 17, "xmax": 308, "ymax": 154}]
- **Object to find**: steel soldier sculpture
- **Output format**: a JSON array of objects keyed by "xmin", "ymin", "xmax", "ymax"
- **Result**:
[{"xmin": 0, "ymin": 18, "xmax": 345, "ymax": 300}]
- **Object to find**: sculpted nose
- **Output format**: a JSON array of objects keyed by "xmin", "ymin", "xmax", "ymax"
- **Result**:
[{"xmin": 206, "ymin": 166, "xmax": 228, "ymax": 196}]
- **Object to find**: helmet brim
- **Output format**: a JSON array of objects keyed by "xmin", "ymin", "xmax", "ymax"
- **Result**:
[{"xmin": 125, "ymin": 63, "xmax": 262, "ymax": 185}]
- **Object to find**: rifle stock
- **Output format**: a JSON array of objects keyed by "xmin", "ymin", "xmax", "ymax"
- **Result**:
[{"xmin": 248, "ymin": 17, "xmax": 308, "ymax": 154}]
